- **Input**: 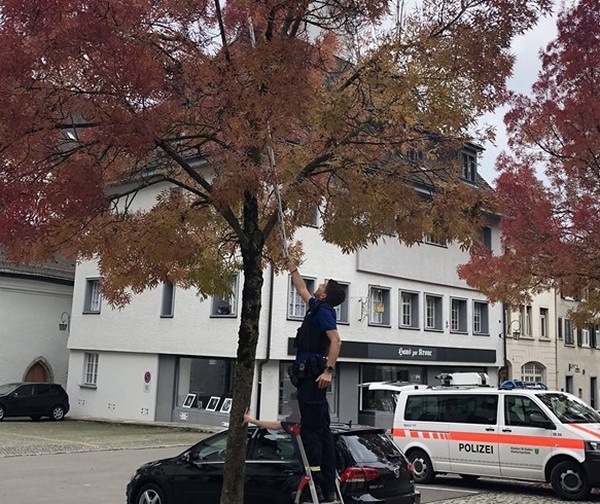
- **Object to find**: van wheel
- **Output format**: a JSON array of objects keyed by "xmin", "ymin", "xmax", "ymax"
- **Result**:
[
  {"xmin": 550, "ymin": 460, "xmax": 590, "ymax": 501},
  {"xmin": 409, "ymin": 449, "xmax": 436, "ymax": 484}
]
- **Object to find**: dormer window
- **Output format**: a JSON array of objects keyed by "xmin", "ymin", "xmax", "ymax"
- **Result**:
[{"xmin": 461, "ymin": 151, "xmax": 477, "ymax": 182}]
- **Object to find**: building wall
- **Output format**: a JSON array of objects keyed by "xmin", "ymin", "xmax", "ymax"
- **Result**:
[
  {"xmin": 65, "ymin": 183, "xmax": 504, "ymax": 426},
  {"xmin": 0, "ymin": 275, "xmax": 72, "ymax": 386},
  {"xmin": 67, "ymin": 350, "xmax": 159, "ymax": 421}
]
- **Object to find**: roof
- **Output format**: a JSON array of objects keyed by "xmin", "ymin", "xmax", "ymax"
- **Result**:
[{"xmin": 0, "ymin": 249, "xmax": 75, "ymax": 283}]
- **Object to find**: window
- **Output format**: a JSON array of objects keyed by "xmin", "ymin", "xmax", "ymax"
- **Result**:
[
  {"xmin": 539, "ymin": 308, "xmax": 549, "ymax": 338},
  {"xmin": 591, "ymin": 326, "xmax": 600, "ymax": 349},
  {"xmin": 423, "ymin": 234, "xmax": 446, "ymax": 247},
  {"xmin": 505, "ymin": 394, "xmax": 548, "ymax": 427},
  {"xmin": 473, "ymin": 301, "xmax": 489, "ymax": 334},
  {"xmin": 424, "ymin": 294, "xmax": 443, "ymax": 331},
  {"xmin": 177, "ymin": 357, "xmax": 234, "ymax": 410},
  {"xmin": 288, "ymin": 277, "xmax": 315, "ymax": 318},
  {"xmin": 211, "ymin": 275, "xmax": 238, "ymax": 317},
  {"xmin": 479, "ymin": 226, "xmax": 492, "ymax": 250},
  {"xmin": 450, "ymin": 298, "xmax": 467, "ymax": 333},
  {"xmin": 557, "ymin": 317, "xmax": 563, "ymax": 340},
  {"xmin": 83, "ymin": 352, "xmax": 99, "ymax": 386},
  {"xmin": 565, "ymin": 319, "xmax": 575, "ymax": 345},
  {"xmin": 369, "ymin": 286, "xmax": 390, "ymax": 326},
  {"xmin": 521, "ymin": 361, "xmax": 545, "ymax": 384},
  {"xmin": 460, "ymin": 151, "xmax": 477, "ymax": 182},
  {"xmin": 404, "ymin": 394, "xmax": 498, "ymax": 425},
  {"xmin": 578, "ymin": 329, "xmax": 590, "ymax": 348},
  {"xmin": 519, "ymin": 305, "xmax": 533, "ymax": 337},
  {"xmin": 399, "ymin": 291, "xmax": 419, "ymax": 329},
  {"xmin": 332, "ymin": 282, "xmax": 350, "ymax": 324},
  {"xmin": 84, "ymin": 278, "xmax": 102, "ymax": 313},
  {"xmin": 161, "ymin": 282, "xmax": 175, "ymax": 317}
]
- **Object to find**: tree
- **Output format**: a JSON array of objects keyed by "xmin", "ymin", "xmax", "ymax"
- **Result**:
[
  {"xmin": 0, "ymin": 1, "xmax": 550, "ymax": 502},
  {"xmin": 459, "ymin": 0, "xmax": 600, "ymax": 327}
]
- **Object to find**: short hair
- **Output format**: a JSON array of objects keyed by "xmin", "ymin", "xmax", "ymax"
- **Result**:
[{"xmin": 325, "ymin": 280, "xmax": 346, "ymax": 307}]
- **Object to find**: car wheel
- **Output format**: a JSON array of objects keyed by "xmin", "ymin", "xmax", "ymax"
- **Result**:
[
  {"xmin": 459, "ymin": 474, "xmax": 480, "ymax": 482},
  {"xmin": 0, "ymin": 405, "xmax": 5, "ymax": 421},
  {"xmin": 408, "ymin": 449, "xmax": 436, "ymax": 484},
  {"xmin": 50, "ymin": 405, "xmax": 66, "ymax": 421},
  {"xmin": 30, "ymin": 415, "xmax": 42, "ymax": 421},
  {"xmin": 550, "ymin": 460, "xmax": 590, "ymax": 501},
  {"xmin": 135, "ymin": 483, "xmax": 167, "ymax": 504}
]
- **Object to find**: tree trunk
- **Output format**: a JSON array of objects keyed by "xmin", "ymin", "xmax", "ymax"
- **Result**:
[{"xmin": 220, "ymin": 195, "xmax": 265, "ymax": 504}]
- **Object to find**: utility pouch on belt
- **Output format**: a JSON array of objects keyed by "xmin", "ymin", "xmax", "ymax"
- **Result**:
[{"xmin": 287, "ymin": 361, "xmax": 306, "ymax": 388}]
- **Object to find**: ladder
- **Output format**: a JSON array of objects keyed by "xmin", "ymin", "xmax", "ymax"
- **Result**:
[{"xmin": 287, "ymin": 424, "xmax": 344, "ymax": 504}]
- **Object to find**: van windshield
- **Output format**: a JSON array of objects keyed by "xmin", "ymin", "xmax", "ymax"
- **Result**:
[{"xmin": 537, "ymin": 393, "xmax": 600, "ymax": 424}]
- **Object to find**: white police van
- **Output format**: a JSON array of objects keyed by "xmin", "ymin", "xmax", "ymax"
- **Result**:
[{"xmin": 392, "ymin": 373, "xmax": 600, "ymax": 500}]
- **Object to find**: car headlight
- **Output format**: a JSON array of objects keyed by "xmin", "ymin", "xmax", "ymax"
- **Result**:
[{"xmin": 585, "ymin": 441, "xmax": 600, "ymax": 452}]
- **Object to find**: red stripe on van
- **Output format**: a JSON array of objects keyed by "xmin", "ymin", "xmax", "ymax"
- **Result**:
[
  {"xmin": 392, "ymin": 428, "xmax": 584, "ymax": 450},
  {"xmin": 567, "ymin": 424, "xmax": 600, "ymax": 440}
]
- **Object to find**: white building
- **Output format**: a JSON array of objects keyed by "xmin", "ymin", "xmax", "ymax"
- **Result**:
[
  {"xmin": 0, "ymin": 253, "xmax": 74, "ymax": 386},
  {"xmin": 66, "ymin": 191, "xmax": 504, "ymax": 427}
]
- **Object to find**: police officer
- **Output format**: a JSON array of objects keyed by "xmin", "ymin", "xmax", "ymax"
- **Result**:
[{"xmin": 286, "ymin": 259, "xmax": 345, "ymax": 504}]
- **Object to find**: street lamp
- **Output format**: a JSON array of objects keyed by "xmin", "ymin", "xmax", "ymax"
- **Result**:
[
  {"xmin": 507, "ymin": 319, "xmax": 521, "ymax": 339},
  {"xmin": 58, "ymin": 312, "xmax": 71, "ymax": 332}
]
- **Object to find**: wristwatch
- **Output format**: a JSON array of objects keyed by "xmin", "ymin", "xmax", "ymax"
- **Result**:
[{"xmin": 324, "ymin": 365, "xmax": 335, "ymax": 374}]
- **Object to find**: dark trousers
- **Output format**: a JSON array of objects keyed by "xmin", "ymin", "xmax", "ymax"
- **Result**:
[{"xmin": 297, "ymin": 377, "xmax": 336, "ymax": 496}]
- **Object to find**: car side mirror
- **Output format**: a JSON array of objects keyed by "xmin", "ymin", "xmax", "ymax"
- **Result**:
[
  {"xmin": 528, "ymin": 412, "xmax": 555, "ymax": 430},
  {"xmin": 181, "ymin": 452, "xmax": 191, "ymax": 463}
]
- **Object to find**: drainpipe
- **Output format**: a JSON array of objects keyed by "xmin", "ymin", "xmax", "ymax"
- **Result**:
[{"xmin": 256, "ymin": 264, "xmax": 275, "ymax": 419}]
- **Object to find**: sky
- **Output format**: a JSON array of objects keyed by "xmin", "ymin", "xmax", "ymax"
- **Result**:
[{"xmin": 477, "ymin": 10, "xmax": 559, "ymax": 185}]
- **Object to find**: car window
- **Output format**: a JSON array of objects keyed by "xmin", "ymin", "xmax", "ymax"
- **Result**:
[
  {"xmin": 191, "ymin": 432, "xmax": 229, "ymax": 462},
  {"xmin": 339, "ymin": 432, "xmax": 402, "ymax": 464},
  {"xmin": 35, "ymin": 384, "xmax": 51, "ymax": 396},
  {"xmin": 251, "ymin": 430, "xmax": 296, "ymax": 461},
  {"xmin": 13, "ymin": 385, "xmax": 34, "ymax": 397},
  {"xmin": 505, "ymin": 395, "xmax": 549, "ymax": 427},
  {"xmin": 0, "ymin": 384, "xmax": 19, "ymax": 395}
]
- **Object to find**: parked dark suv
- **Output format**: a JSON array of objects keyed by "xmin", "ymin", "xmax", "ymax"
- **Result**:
[
  {"xmin": 127, "ymin": 423, "xmax": 420, "ymax": 504},
  {"xmin": 0, "ymin": 382, "xmax": 70, "ymax": 421}
]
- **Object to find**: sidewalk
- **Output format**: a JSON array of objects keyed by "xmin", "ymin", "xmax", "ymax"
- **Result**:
[{"xmin": 0, "ymin": 417, "xmax": 216, "ymax": 457}]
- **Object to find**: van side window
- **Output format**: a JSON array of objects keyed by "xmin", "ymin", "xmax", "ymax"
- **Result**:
[
  {"xmin": 505, "ymin": 395, "xmax": 547, "ymax": 427},
  {"xmin": 405, "ymin": 394, "xmax": 498, "ymax": 424}
]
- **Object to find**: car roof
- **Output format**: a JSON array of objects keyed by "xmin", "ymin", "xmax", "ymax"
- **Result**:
[{"xmin": 358, "ymin": 381, "xmax": 425, "ymax": 392}]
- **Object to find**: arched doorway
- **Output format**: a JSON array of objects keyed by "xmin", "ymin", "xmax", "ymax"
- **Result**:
[{"xmin": 24, "ymin": 359, "xmax": 51, "ymax": 382}]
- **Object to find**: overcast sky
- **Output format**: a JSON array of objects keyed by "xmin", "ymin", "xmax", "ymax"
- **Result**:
[{"xmin": 478, "ymin": 10, "xmax": 559, "ymax": 185}]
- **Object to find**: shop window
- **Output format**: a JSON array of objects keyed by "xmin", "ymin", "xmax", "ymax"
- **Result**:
[
  {"xmin": 177, "ymin": 357, "xmax": 234, "ymax": 410},
  {"xmin": 278, "ymin": 362, "xmax": 336, "ymax": 418}
]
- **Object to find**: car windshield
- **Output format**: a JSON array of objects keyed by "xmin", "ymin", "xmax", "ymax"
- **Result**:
[
  {"xmin": 0, "ymin": 383, "xmax": 19, "ymax": 395},
  {"xmin": 537, "ymin": 393, "xmax": 600, "ymax": 424}
]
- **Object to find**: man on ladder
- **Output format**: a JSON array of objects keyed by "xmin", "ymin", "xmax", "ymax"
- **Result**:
[{"xmin": 284, "ymin": 257, "xmax": 345, "ymax": 503}]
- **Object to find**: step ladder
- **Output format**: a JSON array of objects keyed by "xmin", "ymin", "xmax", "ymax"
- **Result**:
[{"xmin": 287, "ymin": 424, "xmax": 344, "ymax": 504}]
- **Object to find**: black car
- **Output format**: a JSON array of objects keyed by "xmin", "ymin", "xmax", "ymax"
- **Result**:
[
  {"xmin": 127, "ymin": 423, "xmax": 420, "ymax": 504},
  {"xmin": 0, "ymin": 382, "xmax": 70, "ymax": 421}
]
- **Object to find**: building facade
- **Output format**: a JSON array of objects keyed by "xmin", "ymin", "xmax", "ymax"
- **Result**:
[
  {"xmin": 0, "ymin": 254, "xmax": 74, "ymax": 386},
  {"xmin": 65, "ymin": 194, "xmax": 504, "ymax": 427}
]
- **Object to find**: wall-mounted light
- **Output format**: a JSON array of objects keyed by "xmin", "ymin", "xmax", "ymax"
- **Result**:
[
  {"xmin": 58, "ymin": 312, "xmax": 71, "ymax": 332},
  {"xmin": 501, "ymin": 319, "xmax": 521, "ymax": 339}
]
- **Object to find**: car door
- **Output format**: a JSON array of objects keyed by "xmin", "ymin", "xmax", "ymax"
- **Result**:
[
  {"xmin": 448, "ymin": 394, "xmax": 500, "ymax": 477},
  {"xmin": 499, "ymin": 394, "xmax": 554, "ymax": 480},
  {"xmin": 244, "ymin": 429, "xmax": 304, "ymax": 504},
  {"xmin": 31, "ymin": 384, "xmax": 51, "ymax": 415},
  {"xmin": 9, "ymin": 384, "xmax": 35, "ymax": 416},
  {"xmin": 171, "ymin": 430, "xmax": 252, "ymax": 504}
]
